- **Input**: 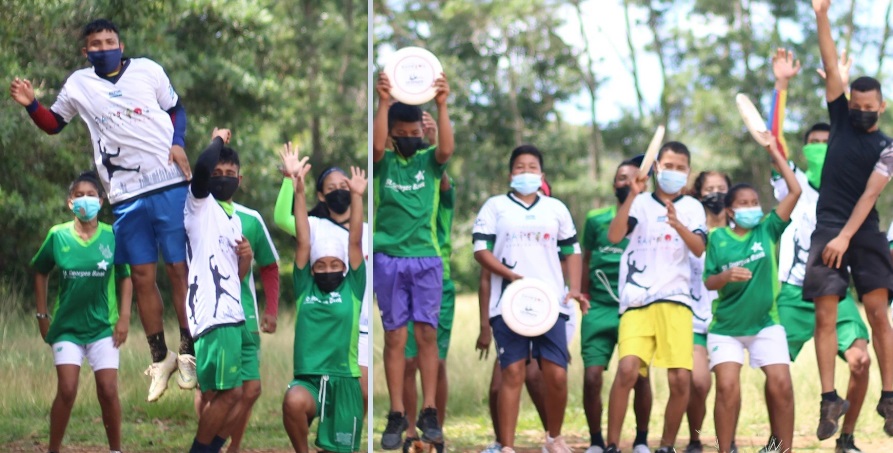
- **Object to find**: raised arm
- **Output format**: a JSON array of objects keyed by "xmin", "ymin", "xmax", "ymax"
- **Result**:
[
  {"xmin": 346, "ymin": 166, "xmax": 367, "ymax": 270},
  {"xmin": 10, "ymin": 78, "xmax": 68, "ymax": 134},
  {"xmin": 273, "ymin": 177, "xmax": 297, "ymax": 235},
  {"xmin": 762, "ymin": 131, "xmax": 801, "ymax": 221},
  {"xmin": 607, "ymin": 175, "xmax": 647, "ymax": 244},
  {"xmin": 813, "ymin": 0, "xmax": 845, "ymax": 101},
  {"xmin": 372, "ymin": 73, "xmax": 391, "ymax": 163},
  {"xmin": 280, "ymin": 142, "xmax": 312, "ymax": 268},
  {"xmin": 191, "ymin": 128, "xmax": 231, "ymax": 198},
  {"xmin": 433, "ymin": 73, "xmax": 454, "ymax": 164}
]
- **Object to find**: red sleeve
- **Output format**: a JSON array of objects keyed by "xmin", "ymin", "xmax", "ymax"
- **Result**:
[
  {"xmin": 26, "ymin": 101, "xmax": 66, "ymax": 134},
  {"xmin": 260, "ymin": 263, "xmax": 280, "ymax": 317}
]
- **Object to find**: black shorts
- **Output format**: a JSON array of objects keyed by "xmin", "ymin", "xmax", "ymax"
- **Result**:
[{"xmin": 802, "ymin": 227, "xmax": 893, "ymax": 301}]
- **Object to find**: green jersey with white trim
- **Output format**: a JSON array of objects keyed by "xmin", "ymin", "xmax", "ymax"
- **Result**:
[
  {"xmin": 31, "ymin": 222, "xmax": 130, "ymax": 345},
  {"xmin": 582, "ymin": 206, "xmax": 626, "ymax": 307},
  {"xmin": 234, "ymin": 204, "xmax": 279, "ymax": 333}
]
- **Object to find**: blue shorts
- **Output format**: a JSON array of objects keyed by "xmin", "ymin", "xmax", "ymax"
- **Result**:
[
  {"xmin": 491, "ymin": 315, "xmax": 569, "ymax": 370},
  {"xmin": 112, "ymin": 185, "xmax": 187, "ymax": 265},
  {"xmin": 372, "ymin": 253, "xmax": 443, "ymax": 331}
]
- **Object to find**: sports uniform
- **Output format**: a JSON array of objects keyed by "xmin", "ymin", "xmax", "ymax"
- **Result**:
[
  {"xmin": 472, "ymin": 192, "xmax": 580, "ymax": 369},
  {"xmin": 32, "ymin": 222, "xmax": 130, "ymax": 369}
]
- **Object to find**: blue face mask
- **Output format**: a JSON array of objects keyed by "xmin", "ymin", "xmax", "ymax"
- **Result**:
[
  {"xmin": 510, "ymin": 173, "xmax": 543, "ymax": 196},
  {"xmin": 72, "ymin": 196, "xmax": 101, "ymax": 221},
  {"xmin": 657, "ymin": 169, "xmax": 688, "ymax": 194},
  {"xmin": 733, "ymin": 206, "xmax": 763, "ymax": 229},
  {"xmin": 87, "ymin": 48, "xmax": 123, "ymax": 75}
]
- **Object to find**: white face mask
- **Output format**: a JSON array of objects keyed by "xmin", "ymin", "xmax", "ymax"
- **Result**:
[
  {"xmin": 510, "ymin": 173, "xmax": 542, "ymax": 196},
  {"xmin": 657, "ymin": 169, "xmax": 688, "ymax": 194}
]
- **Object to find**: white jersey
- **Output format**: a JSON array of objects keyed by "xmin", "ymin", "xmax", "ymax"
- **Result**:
[
  {"xmin": 772, "ymin": 165, "xmax": 816, "ymax": 287},
  {"xmin": 689, "ymin": 252, "xmax": 716, "ymax": 334},
  {"xmin": 618, "ymin": 193, "xmax": 707, "ymax": 314},
  {"xmin": 184, "ymin": 193, "xmax": 245, "ymax": 337},
  {"xmin": 473, "ymin": 193, "xmax": 580, "ymax": 319},
  {"xmin": 51, "ymin": 58, "xmax": 184, "ymax": 205},
  {"xmin": 308, "ymin": 217, "xmax": 371, "ymax": 333}
]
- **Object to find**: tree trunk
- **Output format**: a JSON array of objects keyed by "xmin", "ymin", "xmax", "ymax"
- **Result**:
[
  {"xmin": 646, "ymin": 0, "xmax": 670, "ymax": 127},
  {"xmin": 844, "ymin": 0, "xmax": 858, "ymax": 55},
  {"xmin": 622, "ymin": 0, "xmax": 645, "ymax": 120},
  {"xmin": 878, "ymin": 0, "xmax": 892, "ymax": 79},
  {"xmin": 571, "ymin": 0, "xmax": 604, "ymax": 179}
]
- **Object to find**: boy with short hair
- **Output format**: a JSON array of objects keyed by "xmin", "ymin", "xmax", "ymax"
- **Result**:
[
  {"xmin": 372, "ymin": 71, "xmax": 454, "ymax": 449},
  {"xmin": 185, "ymin": 128, "xmax": 252, "ymax": 453},
  {"xmin": 605, "ymin": 142, "xmax": 707, "ymax": 453}
]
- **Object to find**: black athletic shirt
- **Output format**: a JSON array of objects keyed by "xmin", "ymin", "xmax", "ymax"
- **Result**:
[{"xmin": 816, "ymin": 94, "xmax": 892, "ymax": 231}]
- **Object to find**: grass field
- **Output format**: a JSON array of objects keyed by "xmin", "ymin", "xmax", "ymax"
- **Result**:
[
  {"xmin": 372, "ymin": 294, "xmax": 893, "ymax": 452},
  {"xmin": 0, "ymin": 283, "xmax": 371, "ymax": 453}
]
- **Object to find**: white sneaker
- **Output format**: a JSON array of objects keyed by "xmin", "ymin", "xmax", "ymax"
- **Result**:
[
  {"xmin": 585, "ymin": 446, "xmax": 605, "ymax": 453},
  {"xmin": 632, "ymin": 444, "xmax": 650, "ymax": 453},
  {"xmin": 144, "ymin": 350, "xmax": 177, "ymax": 402},
  {"xmin": 544, "ymin": 435, "xmax": 573, "ymax": 453},
  {"xmin": 176, "ymin": 353, "xmax": 197, "ymax": 389},
  {"xmin": 481, "ymin": 442, "xmax": 503, "ymax": 453}
]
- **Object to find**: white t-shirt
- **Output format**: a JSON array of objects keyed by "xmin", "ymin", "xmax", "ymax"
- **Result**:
[
  {"xmin": 184, "ymin": 193, "xmax": 245, "ymax": 337},
  {"xmin": 473, "ymin": 193, "xmax": 580, "ymax": 319},
  {"xmin": 308, "ymin": 217, "xmax": 371, "ymax": 334},
  {"xmin": 618, "ymin": 193, "xmax": 707, "ymax": 314},
  {"xmin": 772, "ymin": 165, "xmax": 817, "ymax": 287},
  {"xmin": 689, "ymin": 252, "xmax": 716, "ymax": 334},
  {"xmin": 51, "ymin": 58, "xmax": 184, "ymax": 205}
]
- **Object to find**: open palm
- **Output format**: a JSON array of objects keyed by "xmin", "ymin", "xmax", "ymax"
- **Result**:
[{"xmin": 347, "ymin": 166, "xmax": 367, "ymax": 195}]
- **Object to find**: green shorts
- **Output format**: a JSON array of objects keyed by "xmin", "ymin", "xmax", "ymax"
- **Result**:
[
  {"xmin": 195, "ymin": 325, "xmax": 243, "ymax": 391},
  {"xmin": 406, "ymin": 279, "xmax": 455, "ymax": 360},
  {"xmin": 288, "ymin": 375, "xmax": 363, "ymax": 453},
  {"xmin": 241, "ymin": 326, "xmax": 261, "ymax": 382},
  {"xmin": 694, "ymin": 332, "xmax": 707, "ymax": 348},
  {"xmin": 580, "ymin": 301, "xmax": 620, "ymax": 368},
  {"xmin": 777, "ymin": 283, "xmax": 869, "ymax": 361}
]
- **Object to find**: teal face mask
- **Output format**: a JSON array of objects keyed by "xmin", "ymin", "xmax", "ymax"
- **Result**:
[
  {"xmin": 733, "ymin": 206, "xmax": 763, "ymax": 229},
  {"xmin": 71, "ymin": 196, "xmax": 101, "ymax": 221}
]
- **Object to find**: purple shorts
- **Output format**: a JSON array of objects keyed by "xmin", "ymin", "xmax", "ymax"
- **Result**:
[{"xmin": 373, "ymin": 253, "xmax": 443, "ymax": 331}]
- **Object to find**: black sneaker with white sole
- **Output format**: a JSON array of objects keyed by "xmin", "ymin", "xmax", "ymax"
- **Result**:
[
  {"xmin": 381, "ymin": 411, "xmax": 408, "ymax": 450},
  {"xmin": 416, "ymin": 407, "xmax": 444, "ymax": 444}
]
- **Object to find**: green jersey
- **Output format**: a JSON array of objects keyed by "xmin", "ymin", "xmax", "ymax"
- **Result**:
[
  {"xmin": 373, "ymin": 147, "xmax": 447, "ymax": 257},
  {"xmin": 705, "ymin": 211, "xmax": 789, "ymax": 336},
  {"xmin": 31, "ymin": 222, "xmax": 130, "ymax": 345},
  {"xmin": 437, "ymin": 183, "xmax": 455, "ymax": 280},
  {"xmin": 292, "ymin": 262, "xmax": 365, "ymax": 377},
  {"xmin": 234, "ymin": 204, "xmax": 279, "ymax": 333},
  {"xmin": 582, "ymin": 206, "xmax": 627, "ymax": 306}
]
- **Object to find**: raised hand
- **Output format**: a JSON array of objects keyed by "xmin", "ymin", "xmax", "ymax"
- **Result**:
[
  {"xmin": 813, "ymin": 0, "xmax": 831, "ymax": 14},
  {"xmin": 9, "ymin": 77, "xmax": 35, "ymax": 106},
  {"xmin": 377, "ymin": 72, "xmax": 392, "ymax": 104},
  {"xmin": 211, "ymin": 127, "xmax": 232, "ymax": 143},
  {"xmin": 422, "ymin": 111, "xmax": 438, "ymax": 144},
  {"xmin": 279, "ymin": 141, "xmax": 309, "ymax": 177},
  {"xmin": 772, "ymin": 48, "xmax": 801, "ymax": 81},
  {"xmin": 666, "ymin": 200, "xmax": 682, "ymax": 230},
  {"xmin": 757, "ymin": 131, "xmax": 782, "ymax": 158},
  {"xmin": 817, "ymin": 49, "xmax": 854, "ymax": 87},
  {"xmin": 346, "ymin": 165, "xmax": 367, "ymax": 195},
  {"xmin": 433, "ymin": 72, "xmax": 450, "ymax": 107}
]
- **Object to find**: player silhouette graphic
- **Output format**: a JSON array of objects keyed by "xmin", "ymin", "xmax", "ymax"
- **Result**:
[
  {"xmin": 187, "ymin": 276, "xmax": 198, "ymax": 323},
  {"xmin": 209, "ymin": 254, "xmax": 238, "ymax": 318},
  {"xmin": 625, "ymin": 252, "xmax": 650, "ymax": 290},
  {"xmin": 789, "ymin": 230, "xmax": 809, "ymax": 276},
  {"xmin": 97, "ymin": 138, "xmax": 140, "ymax": 182}
]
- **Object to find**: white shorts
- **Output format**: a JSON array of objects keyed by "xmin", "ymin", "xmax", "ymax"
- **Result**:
[
  {"xmin": 52, "ymin": 336, "xmax": 119, "ymax": 371},
  {"xmin": 707, "ymin": 325, "xmax": 790, "ymax": 370},
  {"xmin": 357, "ymin": 331, "xmax": 369, "ymax": 368}
]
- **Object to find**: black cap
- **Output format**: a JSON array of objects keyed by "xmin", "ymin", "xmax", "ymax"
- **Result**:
[{"xmin": 620, "ymin": 154, "xmax": 653, "ymax": 176}]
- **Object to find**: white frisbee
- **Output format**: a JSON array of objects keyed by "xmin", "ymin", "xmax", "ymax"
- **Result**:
[
  {"xmin": 500, "ymin": 278, "xmax": 560, "ymax": 337},
  {"xmin": 639, "ymin": 125, "xmax": 666, "ymax": 178},
  {"xmin": 736, "ymin": 93, "xmax": 772, "ymax": 146},
  {"xmin": 383, "ymin": 46, "xmax": 444, "ymax": 105}
]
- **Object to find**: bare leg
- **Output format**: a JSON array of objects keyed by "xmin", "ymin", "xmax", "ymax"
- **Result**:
[
  {"xmin": 713, "ymin": 362, "xmax": 742, "ymax": 453},
  {"xmin": 525, "ymin": 360, "xmax": 548, "ymax": 431},
  {"xmin": 283, "ymin": 386, "xmax": 317, "ymax": 453},
  {"xmin": 436, "ymin": 358, "xmax": 449, "ymax": 426},
  {"xmin": 841, "ymin": 339, "xmax": 870, "ymax": 434},
  {"xmin": 489, "ymin": 361, "xmax": 502, "ymax": 444},
  {"xmin": 360, "ymin": 365, "xmax": 368, "ymax": 416},
  {"xmin": 497, "ymin": 361, "xmax": 526, "ymax": 448},
  {"xmin": 540, "ymin": 359, "xmax": 568, "ymax": 438},
  {"xmin": 863, "ymin": 289, "xmax": 893, "ymax": 391},
  {"xmin": 196, "ymin": 387, "xmax": 243, "ymax": 443},
  {"xmin": 634, "ymin": 375, "xmax": 653, "ymax": 437},
  {"xmin": 130, "ymin": 263, "xmax": 167, "ymax": 358},
  {"xmin": 228, "ymin": 379, "xmax": 262, "ymax": 452},
  {"xmin": 94, "ymin": 369, "xmax": 121, "ymax": 451},
  {"xmin": 815, "ymin": 296, "xmax": 841, "ymax": 393},
  {"xmin": 49, "ymin": 365, "xmax": 80, "ymax": 452},
  {"xmin": 164, "ymin": 261, "xmax": 189, "ymax": 330},
  {"xmin": 688, "ymin": 345, "xmax": 711, "ymax": 442},
  {"xmin": 583, "ymin": 366, "xmax": 606, "ymax": 444},
  {"xmin": 404, "ymin": 357, "xmax": 420, "ymax": 438},
  {"xmin": 763, "ymin": 364, "xmax": 794, "ymax": 452},
  {"xmin": 414, "ymin": 323, "xmax": 439, "ymax": 409},
  {"xmin": 384, "ymin": 327, "xmax": 408, "ymax": 413},
  {"xmin": 606, "ymin": 356, "xmax": 644, "ymax": 445},
  {"xmin": 661, "ymin": 368, "xmax": 691, "ymax": 447}
]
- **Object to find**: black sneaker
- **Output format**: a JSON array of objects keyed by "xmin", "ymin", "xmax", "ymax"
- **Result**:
[
  {"xmin": 604, "ymin": 445, "xmax": 620, "ymax": 453},
  {"xmin": 757, "ymin": 434, "xmax": 780, "ymax": 452},
  {"xmin": 654, "ymin": 447, "xmax": 676, "ymax": 453},
  {"xmin": 730, "ymin": 441, "xmax": 738, "ymax": 453},
  {"xmin": 817, "ymin": 397, "xmax": 850, "ymax": 440},
  {"xmin": 381, "ymin": 411, "xmax": 408, "ymax": 450},
  {"xmin": 877, "ymin": 396, "xmax": 893, "ymax": 436},
  {"xmin": 835, "ymin": 435, "xmax": 863, "ymax": 453},
  {"xmin": 402, "ymin": 436, "xmax": 419, "ymax": 453},
  {"xmin": 684, "ymin": 440, "xmax": 702, "ymax": 453},
  {"xmin": 416, "ymin": 407, "xmax": 444, "ymax": 444}
]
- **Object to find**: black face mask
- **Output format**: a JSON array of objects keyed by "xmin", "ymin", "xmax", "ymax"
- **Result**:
[
  {"xmin": 849, "ymin": 109, "xmax": 879, "ymax": 132},
  {"xmin": 314, "ymin": 271, "xmax": 345, "ymax": 293},
  {"xmin": 614, "ymin": 185, "xmax": 631, "ymax": 204},
  {"xmin": 209, "ymin": 176, "xmax": 239, "ymax": 201},
  {"xmin": 324, "ymin": 189, "xmax": 351, "ymax": 215},
  {"xmin": 392, "ymin": 136, "xmax": 427, "ymax": 158},
  {"xmin": 701, "ymin": 192, "xmax": 727, "ymax": 215}
]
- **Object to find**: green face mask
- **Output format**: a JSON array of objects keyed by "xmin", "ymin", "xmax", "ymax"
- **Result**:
[
  {"xmin": 803, "ymin": 143, "xmax": 828, "ymax": 189},
  {"xmin": 216, "ymin": 200, "xmax": 234, "ymax": 217}
]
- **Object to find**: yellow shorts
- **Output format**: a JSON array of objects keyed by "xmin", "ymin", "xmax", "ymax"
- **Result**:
[{"xmin": 618, "ymin": 302, "xmax": 694, "ymax": 376}]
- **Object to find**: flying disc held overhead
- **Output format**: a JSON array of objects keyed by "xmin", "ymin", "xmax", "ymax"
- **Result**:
[
  {"xmin": 638, "ymin": 125, "xmax": 666, "ymax": 178},
  {"xmin": 383, "ymin": 46, "xmax": 444, "ymax": 105},
  {"xmin": 500, "ymin": 278, "xmax": 560, "ymax": 337},
  {"xmin": 736, "ymin": 93, "xmax": 772, "ymax": 146}
]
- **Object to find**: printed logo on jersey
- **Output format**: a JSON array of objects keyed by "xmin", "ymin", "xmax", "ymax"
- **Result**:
[
  {"xmin": 92, "ymin": 105, "xmax": 152, "ymax": 134},
  {"xmin": 97, "ymin": 138, "xmax": 140, "ymax": 184},
  {"xmin": 414, "ymin": 170, "xmax": 425, "ymax": 182},
  {"xmin": 304, "ymin": 292, "xmax": 344, "ymax": 305},
  {"xmin": 501, "ymin": 230, "xmax": 556, "ymax": 247},
  {"xmin": 720, "ymin": 242, "xmax": 767, "ymax": 271},
  {"xmin": 751, "ymin": 242, "xmax": 764, "ymax": 253},
  {"xmin": 99, "ymin": 244, "xmax": 113, "ymax": 260},
  {"xmin": 384, "ymin": 177, "xmax": 426, "ymax": 192},
  {"xmin": 108, "ymin": 90, "xmax": 122, "ymax": 98},
  {"xmin": 97, "ymin": 260, "xmax": 109, "ymax": 271},
  {"xmin": 61, "ymin": 244, "xmax": 71, "ymax": 253}
]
